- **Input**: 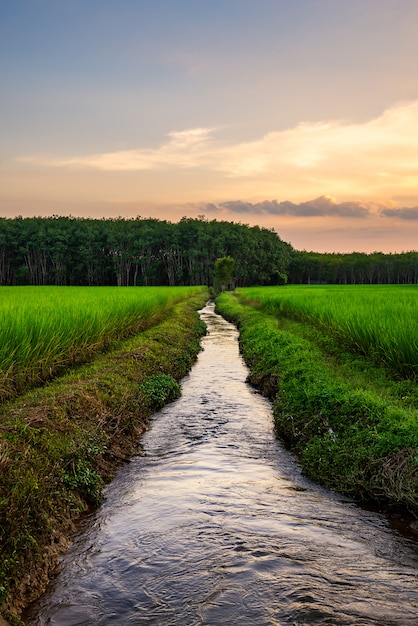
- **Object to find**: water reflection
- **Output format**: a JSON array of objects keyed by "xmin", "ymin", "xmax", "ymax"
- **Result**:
[{"xmin": 26, "ymin": 303, "xmax": 418, "ymax": 625}]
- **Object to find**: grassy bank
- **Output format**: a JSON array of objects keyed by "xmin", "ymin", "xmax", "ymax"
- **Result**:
[
  {"xmin": 216, "ymin": 291, "xmax": 418, "ymax": 517},
  {"xmin": 0, "ymin": 290, "xmax": 208, "ymax": 623}
]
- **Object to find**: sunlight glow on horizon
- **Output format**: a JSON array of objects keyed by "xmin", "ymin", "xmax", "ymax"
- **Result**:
[{"xmin": 14, "ymin": 100, "xmax": 418, "ymax": 212}]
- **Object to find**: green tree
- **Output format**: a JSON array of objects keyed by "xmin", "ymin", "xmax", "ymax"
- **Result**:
[{"xmin": 213, "ymin": 256, "xmax": 235, "ymax": 292}]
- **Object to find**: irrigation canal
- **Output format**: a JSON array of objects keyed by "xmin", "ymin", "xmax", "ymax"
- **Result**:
[{"xmin": 25, "ymin": 303, "xmax": 418, "ymax": 625}]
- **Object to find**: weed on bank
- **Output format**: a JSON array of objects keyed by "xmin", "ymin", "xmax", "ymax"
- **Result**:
[{"xmin": 216, "ymin": 291, "xmax": 418, "ymax": 516}]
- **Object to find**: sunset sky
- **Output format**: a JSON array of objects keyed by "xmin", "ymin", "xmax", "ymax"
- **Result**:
[{"xmin": 2, "ymin": 0, "xmax": 418, "ymax": 252}]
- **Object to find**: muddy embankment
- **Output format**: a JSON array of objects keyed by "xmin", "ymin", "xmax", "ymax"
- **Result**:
[{"xmin": 0, "ymin": 292, "xmax": 208, "ymax": 624}]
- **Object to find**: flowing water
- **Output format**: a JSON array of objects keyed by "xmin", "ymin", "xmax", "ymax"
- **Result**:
[{"xmin": 26, "ymin": 303, "xmax": 418, "ymax": 625}]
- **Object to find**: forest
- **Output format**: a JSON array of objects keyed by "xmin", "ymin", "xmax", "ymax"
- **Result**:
[
  {"xmin": 288, "ymin": 250, "xmax": 418, "ymax": 284},
  {"xmin": 0, "ymin": 215, "xmax": 418, "ymax": 286},
  {"xmin": 0, "ymin": 215, "xmax": 291, "ymax": 287}
]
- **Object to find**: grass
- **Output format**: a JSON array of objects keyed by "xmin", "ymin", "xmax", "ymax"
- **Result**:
[
  {"xmin": 216, "ymin": 290, "xmax": 418, "ymax": 516},
  {"xmin": 236, "ymin": 285, "xmax": 418, "ymax": 380},
  {"xmin": 0, "ymin": 286, "xmax": 205, "ymax": 403},
  {"xmin": 0, "ymin": 290, "xmax": 208, "ymax": 622}
]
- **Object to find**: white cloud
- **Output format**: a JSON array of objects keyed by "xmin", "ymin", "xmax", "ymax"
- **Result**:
[
  {"xmin": 18, "ymin": 127, "xmax": 218, "ymax": 171},
  {"xmin": 16, "ymin": 100, "xmax": 418, "ymax": 202}
]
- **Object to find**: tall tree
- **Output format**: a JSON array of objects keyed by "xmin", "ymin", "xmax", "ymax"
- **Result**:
[{"xmin": 214, "ymin": 256, "xmax": 235, "ymax": 292}]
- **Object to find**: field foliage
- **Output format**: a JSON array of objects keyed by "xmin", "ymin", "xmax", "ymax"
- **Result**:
[
  {"xmin": 0, "ymin": 285, "xmax": 204, "ymax": 402},
  {"xmin": 216, "ymin": 290, "xmax": 418, "ymax": 513},
  {"xmin": 0, "ymin": 291, "xmax": 207, "ymax": 619},
  {"xmin": 237, "ymin": 285, "xmax": 418, "ymax": 380}
]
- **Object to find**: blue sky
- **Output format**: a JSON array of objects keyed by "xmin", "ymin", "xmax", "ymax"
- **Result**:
[{"xmin": 2, "ymin": 0, "xmax": 418, "ymax": 251}]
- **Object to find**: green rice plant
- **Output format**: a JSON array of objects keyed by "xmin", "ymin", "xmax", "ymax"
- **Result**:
[
  {"xmin": 0, "ymin": 292, "xmax": 208, "ymax": 619},
  {"xmin": 236, "ymin": 285, "xmax": 418, "ymax": 380},
  {"xmin": 216, "ymin": 291, "xmax": 418, "ymax": 513},
  {"xmin": 0, "ymin": 286, "xmax": 205, "ymax": 402}
]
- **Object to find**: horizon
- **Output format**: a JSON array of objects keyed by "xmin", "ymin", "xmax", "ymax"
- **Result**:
[{"xmin": 2, "ymin": 1, "xmax": 418, "ymax": 254}]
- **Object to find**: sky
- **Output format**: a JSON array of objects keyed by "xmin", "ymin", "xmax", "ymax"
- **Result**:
[{"xmin": 1, "ymin": 0, "xmax": 418, "ymax": 253}]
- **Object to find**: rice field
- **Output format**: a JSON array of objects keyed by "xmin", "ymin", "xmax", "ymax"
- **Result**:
[
  {"xmin": 236, "ymin": 285, "xmax": 418, "ymax": 380},
  {"xmin": 0, "ymin": 285, "xmax": 205, "ymax": 401}
]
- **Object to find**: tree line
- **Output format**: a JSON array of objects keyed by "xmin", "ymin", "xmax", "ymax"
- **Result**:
[
  {"xmin": 0, "ymin": 216, "xmax": 292, "ymax": 287},
  {"xmin": 288, "ymin": 250, "xmax": 418, "ymax": 285},
  {"xmin": 1, "ymin": 215, "xmax": 417, "ymax": 287}
]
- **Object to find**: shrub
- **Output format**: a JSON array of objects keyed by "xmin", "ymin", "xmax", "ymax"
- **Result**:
[{"xmin": 140, "ymin": 374, "xmax": 181, "ymax": 410}]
